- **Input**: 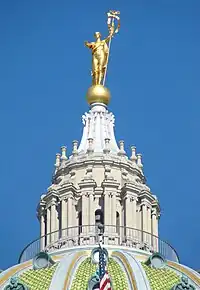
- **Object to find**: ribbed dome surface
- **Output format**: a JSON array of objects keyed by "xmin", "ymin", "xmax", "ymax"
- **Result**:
[{"xmin": 1, "ymin": 248, "xmax": 200, "ymax": 290}]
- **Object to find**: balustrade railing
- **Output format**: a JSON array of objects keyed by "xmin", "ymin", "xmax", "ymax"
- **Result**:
[{"xmin": 18, "ymin": 225, "xmax": 179, "ymax": 263}]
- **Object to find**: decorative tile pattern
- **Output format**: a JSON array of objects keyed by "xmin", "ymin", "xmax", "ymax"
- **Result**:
[
  {"xmin": 70, "ymin": 257, "xmax": 129, "ymax": 290},
  {"xmin": 142, "ymin": 263, "xmax": 180, "ymax": 290},
  {"xmin": 19, "ymin": 264, "xmax": 57, "ymax": 290},
  {"xmin": 107, "ymin": 258, "xmax": 129, "ymax": 290},
  {"xmin": 70, "ymin": 258, "xmax": 97, "ymax": 290}
]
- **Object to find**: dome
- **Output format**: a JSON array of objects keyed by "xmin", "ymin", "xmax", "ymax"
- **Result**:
[
  {"xmin": 0, "ymin": 246, "xmax": 200, "ymax": 290},
  {"xmin": 1, "ymin": 8, "xmax": 198, "ymax": 290}
]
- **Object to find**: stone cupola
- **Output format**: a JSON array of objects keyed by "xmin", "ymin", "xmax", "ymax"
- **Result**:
[{"xmin": 37, "ymin": 100, "xmax": 160, "ymax": 252}]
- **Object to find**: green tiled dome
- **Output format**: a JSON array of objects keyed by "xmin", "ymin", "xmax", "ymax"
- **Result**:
[
  {"xmin": 71, "ymin": 257, "xmax": 128, "ymax": 290},
  {"xmin": 142, "ymin": 263, "xmax": 180, "ymax": 290},
  {"xmin": 1, "ymin": 249, "xmax": 199, "ymax": 289},
  {"xmin": 19, "ymin": 264, "xmax": 57, "ymax": 290}
]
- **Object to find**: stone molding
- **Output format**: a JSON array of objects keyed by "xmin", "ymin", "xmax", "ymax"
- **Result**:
[
  {"xmin": 102, "ymin": 180, "xmax": 120, "ymax": 190},
  {"xmin": 78, "ymin": 180, "xmax": 97, "ymax": 190}
]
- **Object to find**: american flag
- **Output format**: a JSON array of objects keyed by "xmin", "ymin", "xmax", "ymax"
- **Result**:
[{"xmin": 98, "ymin": 246, "xmax": 112, "ymax": 290}]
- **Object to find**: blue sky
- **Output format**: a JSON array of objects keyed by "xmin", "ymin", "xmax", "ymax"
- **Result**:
[{"xmin": 0, "ymin": 0, "xmax": 200, "ymax": 270}]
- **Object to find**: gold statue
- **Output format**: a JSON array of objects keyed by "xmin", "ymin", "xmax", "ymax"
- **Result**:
[
  {"xmin": 85, "ymin": 11, "xmax": 120, "ymax": 86},
  {"xmin": 85, "ymin": 32, "xmax": 111, "ymax": 86}
]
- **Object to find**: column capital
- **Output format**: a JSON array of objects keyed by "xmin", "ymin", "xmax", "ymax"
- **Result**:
[
  {"xmin": 60, "ymin": 196, "xmax": 67, "ymax": 202},
  {"xmin": 140, "ymin": 190, "xmax": 155, "ymax": 203},
  {"xmin": 108, "ymin": 192, "xmax": 113, "ymax": 197},
  {"xmin": 141, "ymin": 200, "xmax": 152, "ymax": 209},
  {"xmin": 37, "ymin": 206, "xmax": 46, "ymax": 218},
  {"xmin": 152, "ymin": 208, "xmax": 161, "ymax": 219},
  {"xmin": 83, "ymin": 192, "xmax": 90, "ymax": 197},
  {"xmin": 124, "ymin": 194, "xmax": 138, "ymax": 202},
  {"xmin": 152, "ymin": 199, "xmax": 161, "ymax": 210},
  {"xmin": 50, "ymin": 200, "xmax": 57, "ymax": 207}
]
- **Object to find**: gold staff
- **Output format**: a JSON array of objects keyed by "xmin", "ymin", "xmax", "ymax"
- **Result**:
[{"xmin": 103, "ymin": 10, "xmax": 120, "ymax": 86}]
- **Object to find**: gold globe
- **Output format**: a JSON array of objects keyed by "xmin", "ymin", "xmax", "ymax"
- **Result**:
[{"xmin": 86, "ymin": 85, "xmax": 111, "ymax": 105}]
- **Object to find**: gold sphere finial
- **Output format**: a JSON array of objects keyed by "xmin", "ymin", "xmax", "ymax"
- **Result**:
[{"xmin": 86, "ymin": 85, "xmax": 111, "ymax": 106}]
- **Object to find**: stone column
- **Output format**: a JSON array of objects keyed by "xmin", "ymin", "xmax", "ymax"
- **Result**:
[
  {"xmin": 104, "ymin": 192, "xmax": 111, "ymax": 225},
  {"xmin": 111, "ymin": 192, "xmax": 116, "ymax": 231},
  {"xmin": 55, "ymin": 204, "xmax": 59, "ymax": 241},
  {"xmin": 40, "ymin": 212, "xmax": 45, "ymax": 250},
  {"xmin": 123, "ymin": 183, "xmax": 138, "ymax": 244},
  {"xmin": 152, "ymin": 209, "xmax": 159, "ymax": 251},
  {"xmin": 147, "ymin": 206, "xmax": 152, "ymax": 244},
  {"xmin": 142, "ymin": 203, "xmax": 148, "ymax": 244},
  {"xmin": 131, "ymin": 197, "xmax": 138, "ymax": 242},
  {"xmin": 67, "ymin": 196, "xmax": 73, "ymax": 237},
  {"xmin": 79, "ymin": 180, "xmax": 96, "ymax": 240},
  {"xmin": 124, "ymin": 196, "xmax": 131, "ymax": 241},
  {"xmin": 67, "ymin": 197, "xmax": 73, "ymax": 227},
  {"xmin": 61, "ymin": 198, "xmax": 68, "ymax": 238},
  {"xmin": 102, "ymin": 180, "xmax": 119, "ymax": 244},
  {"xmin": 89, "ymin": 193, "xmax": 94, "ymax": 232},
  {"xmin": 103, "ymin": 191, "xmax": 110, "ymax": 244},
  {"xmin": 47, "ymin": 207, "xmax": 51, "ymax": 244},
  {"xmin": 50, "ymin": 199, "xmax": 57, "ymax": 242},
  {"xmin": 82, "ymin": 193, "xmax": 89, "ymax": 233}
]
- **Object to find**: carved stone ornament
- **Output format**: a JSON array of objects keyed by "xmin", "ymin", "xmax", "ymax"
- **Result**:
[
  {"xmin": 87, "ymin": 270, "xmax": 100, "ymax": 290},
  {"xmin": 4, "ymin": 277, "xmax": 29, "ymax": 290},
  {"xmin": 171, "ymin": 275, "xmax": 196, "ymax": 290}
]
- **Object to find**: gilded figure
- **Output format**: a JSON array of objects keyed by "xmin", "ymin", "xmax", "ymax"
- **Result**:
[
  {"xmin": 85, "ymin": 10, "xmax": 120, "ymax": 86},
  {"xmin": 85, "ymin": 31, "xmax": 113, "ymax": 85}
]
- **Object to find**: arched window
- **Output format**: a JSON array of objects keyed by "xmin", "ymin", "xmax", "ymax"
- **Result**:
[
  {"xmin": 95, "ymin": 209, "xmax": 104, "ymax": 226},
  {"xmin": 78, "ymin": 211, "xmax": 82, "ymax": 234}
]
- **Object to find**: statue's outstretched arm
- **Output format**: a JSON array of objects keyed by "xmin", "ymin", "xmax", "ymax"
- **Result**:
[{"xmin": 84, "ymin": 41, "xmax": 93, "ymax": 48}]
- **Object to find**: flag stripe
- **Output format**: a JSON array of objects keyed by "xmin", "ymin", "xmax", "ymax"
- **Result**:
[
  {"xmin": 100, "ymin": 273, "xmax": 111, "ymax": 290},
  {"xmin": 99, "ymin": 246, "xmax": 112, "ymax": 290}
]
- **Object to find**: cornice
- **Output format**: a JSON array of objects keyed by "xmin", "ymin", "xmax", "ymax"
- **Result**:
[
  {"xmin": 58, "ymin": 183, "xmax": 77, "ymax": 195},
  {"xmin": 78, "ymin": 180, "xmax": 97, "ymax": 190},
  {"xmin": 94, "ymin": 186, "xmax": 104, "ymax": 195},
  {"xmin": 139, "ymin": 191, "xmax": 155, "ymax": 207},
  {"xmin": 54, "ymin": 157, "xmax": 145, "ymax": 182},
  {"xmin": 123, "ymin": 182, "xmax": 141, "ymax": 193},
  {"xmin": 102, "ymin": 179, "xmax": 120, "ymax": 189},
  {"xmin": 42, "ymin": 191, "xmax": 58, "ymax": 203}
]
